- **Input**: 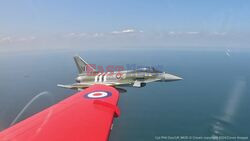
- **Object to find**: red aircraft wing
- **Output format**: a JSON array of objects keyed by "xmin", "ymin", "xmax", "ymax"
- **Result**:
[{"xmin": 0, "ymin": 84, "xmax": 120, "ymax": 141}]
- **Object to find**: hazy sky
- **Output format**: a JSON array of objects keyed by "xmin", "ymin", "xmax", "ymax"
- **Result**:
[{"xmin": 0, "ymin": 0, "xmax": 249, "ymax": 51}]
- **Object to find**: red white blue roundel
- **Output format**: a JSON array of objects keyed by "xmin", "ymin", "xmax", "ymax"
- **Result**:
[{"xmin": 84, "ymin": 91, "xmax": 112, "ymax": 99}]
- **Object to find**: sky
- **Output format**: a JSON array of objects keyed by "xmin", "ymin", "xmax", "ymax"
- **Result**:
[{"xmin": 0, "ymin": 0, "xmax": 250, "ymax": 52}]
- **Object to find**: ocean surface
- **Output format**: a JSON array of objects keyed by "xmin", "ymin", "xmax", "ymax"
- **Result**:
[{"xmin": 0, "ymin": 48, "xmax": 249, "ymax": 140}]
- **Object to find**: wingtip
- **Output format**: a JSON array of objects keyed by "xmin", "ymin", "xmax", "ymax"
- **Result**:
[
  {"xmin": 57, "ymin": 84, "xmax": 64, "ymax": 87},
  {"xmin": 57, "ymin": 84, "xmax": 72, "ymax": 88}
]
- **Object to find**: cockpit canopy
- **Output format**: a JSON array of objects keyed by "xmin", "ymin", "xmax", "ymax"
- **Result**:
[{"xmin": 135, "ymin": 67, "xmax": 162, "ymax": 73}]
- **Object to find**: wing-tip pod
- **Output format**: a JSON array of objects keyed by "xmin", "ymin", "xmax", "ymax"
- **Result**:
[{"xmin": 57, "ymin": 84, "xmax": 73, "ymax": 89}]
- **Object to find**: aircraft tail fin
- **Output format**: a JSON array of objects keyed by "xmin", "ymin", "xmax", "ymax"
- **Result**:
[{"xmin": 74, "ymin": 56, "xmax": 96, "ymax": 74}]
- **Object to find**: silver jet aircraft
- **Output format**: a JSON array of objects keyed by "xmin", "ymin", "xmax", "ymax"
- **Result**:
[{"xmin": 57, "ymin": 56, "xmax": 182, "ymax": 91}]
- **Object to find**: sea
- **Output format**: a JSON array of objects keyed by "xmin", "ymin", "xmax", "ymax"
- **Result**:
[{"xmin": 0, "ymin": 48, "xmax": 249, "ymax": 141}]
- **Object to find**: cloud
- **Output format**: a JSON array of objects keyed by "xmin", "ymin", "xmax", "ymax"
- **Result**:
[
  {"xmin": 186, "ymin": 32, "xmax": 199, "ymax": 34},
  {"xmin": 211, "ymin": 32, "xmax": 227, "ymax": 36},
  {"xmin": 64, "ymin": 32, "xmax": 87, "ymax": 38},
  {"xmin": 63, "ymin": 29, "xmax": 143, "ymax": 39},
  {"xmin": 0, "ymin": 36, "xmax": 12, "ymax": 43},
  {"xmin": 0, "ymin": 36, "xmax": 36, "ymax": 43},
  {"xmin": 168, "ymin": 31, "xmax": 176, "ymax": 35},
  {"xmin": 92, "ymin": 33, "xmax": 104, "ymax": 37},
  {"xmin": 1, "ymin": 30, "xmax": 247, "ymax": 53},
  {"xmin": 167, "ymin": 31, "xmax": 200, "ymax": 35},
  {"xmin": 121, "ymin": 29, "xmax": 135, "ymax": 33},
  {"xmin": 17, "ymin": 36, "xmax": 36, "ymax": 42},
  {"xmin": 111, "ymin": 28, "xmax": 143, "ymax": 34},
  {"xmin": 64, "ymin": 32, "xmax": 104, "ymax": 38}
]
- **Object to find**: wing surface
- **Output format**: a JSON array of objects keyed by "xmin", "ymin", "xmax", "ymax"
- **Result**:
[{"xmin": 0, "ymin": 84, "xmax": 120, "ymax": 141}]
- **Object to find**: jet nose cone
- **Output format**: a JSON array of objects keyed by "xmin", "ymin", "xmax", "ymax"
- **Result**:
[{"xmin": 163, "ymin": 73, "xmax": 183, "ymax": 81}]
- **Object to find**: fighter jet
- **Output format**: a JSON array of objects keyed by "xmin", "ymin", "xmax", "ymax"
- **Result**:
[{"xmin": 57, "ymin": 56, "xmax": 182, "ymax": 91}]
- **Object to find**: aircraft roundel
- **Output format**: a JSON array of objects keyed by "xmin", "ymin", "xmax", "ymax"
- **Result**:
[
  {"xmin": 84, "ymin": 91, "xmax": 112, "ymax": 99},
  {"xmin": 116, "ymin": 73, "xmax": 122, "ymax": 79}
]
